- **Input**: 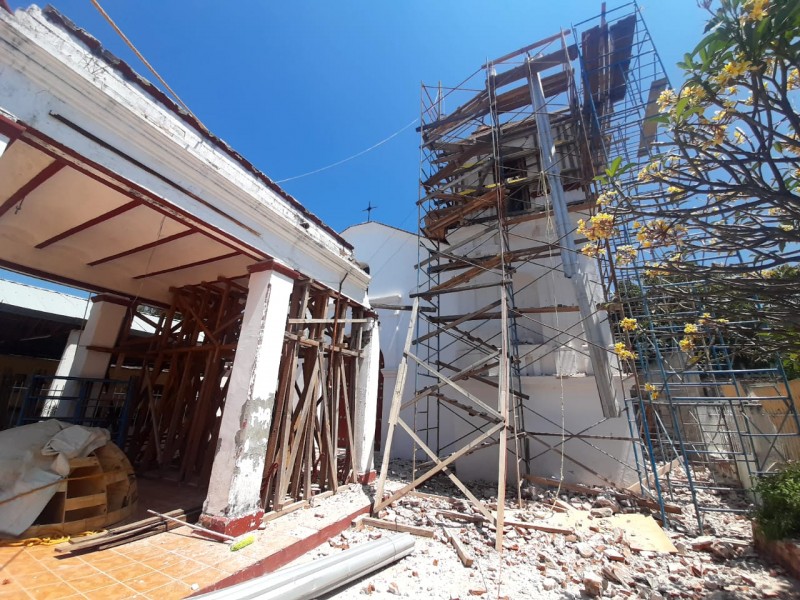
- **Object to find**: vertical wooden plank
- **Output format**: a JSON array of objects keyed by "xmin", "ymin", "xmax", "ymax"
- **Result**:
[
  {"xmin": 376, "ymin": 299, "xmax": 419, "ymax": 504},
  {"xmin": 495, "ymin": 287, "xmax": 509, "ymax": 552}
]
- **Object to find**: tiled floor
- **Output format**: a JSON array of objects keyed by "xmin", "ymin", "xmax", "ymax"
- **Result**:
[{"xmin": 0, "ymin": 484, "xmax": 372, "ymax": 599}]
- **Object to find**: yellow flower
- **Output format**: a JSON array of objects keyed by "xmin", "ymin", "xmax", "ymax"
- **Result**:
[
  {"xmin": 591, "ymin": 213, "xmax": 615, "ymax": 238},
  {"xmin": 637, "ymin": 160, "xmax": 662, "ymax": 183},
  {"xmin": 684, "ymin": 323, "xmax": 699, "ymax": 334},
  {"xmin": 786, "ymin": 133, "xmax": 800, "ymax": 155},
  {"xmin": 644, "ymin": 382, "xmax": 660, "ymax": 400},
  {"xmin": 596, "ymin": 190, "xmax": 618, "ymax": 207},
  {"xmin": 679, "ymin": 337, "xmax": 695, "ymax": 352},
  {"xmin": 615, "ymin": 245, "xmax": 637, "ymax": 266},
  {"xmin": 715, "ymin": 60, "xmax": 753, "ymax": 85},
  {"xmin": 733, "ymin": 129, "xmax": 747, "ymax": 145},
  {"xmin": 614, "ymin": 342, "xmax": 637, "ymax": 361},
  {"xmin": 711, "ymin": 109, "xmax": 732, "ymax": 123},
  {"xmin": 620, "ymin": 317, "xmax": 638, "ymax": 332},
  {"xmin": 578, "ymin": 213, "xmax": 615, "ymax": 242},
  {"xmin": 789, "ymin": 68, "xmax": 800, "ymax": 91},
  {"xmin": 666, "ymin": 185, "xmax": 685, "ymax": 195},
  {"xmin": 581, "ymin": 242, "xmax": 602, "ymax": 258},
  {"xmin": 636, "ymin": 219, "xmax": 687, "ymax": 249},
  {"xmin": 743, "ymin": 0, "xmax": 769, "ymax": 22},
  {"xmin": 681, "ymin": 84, "xmax": 706, "ymax": 103},
  {"xmin": 699, "ymin": 314, "xmax": 730, "ymax": 327},
  {"xmin": 656, "ymin": 88, "xmax": 677, "ymax": 112},
  {"xmin": 644, "ymin": 262, "xmax": 667, "ymax": 277},
  {"xmin": 708, "ymin": 125, "xmax": 728, "ymax": 146}
]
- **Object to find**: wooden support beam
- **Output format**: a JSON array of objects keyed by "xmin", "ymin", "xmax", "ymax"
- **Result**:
[
  {"xmin": 0, "ymin": 161, "xmax": 65, "ymax": 218},
  {"xmin": 430, "ymin": 305, "xmax": 580, "ymax": 323},
  {"xmin": 88, "ymin": 229, "xmax": 193, "ymax": 266},
  {"xmin": 132, "ymin": 251, "xmax": 239, "ymax": 279},
  {"xmin": 36, "ymin": 199, "xmax": 141, "ymax": 249},
  {"xmin": 287, "ymin": 318, "xmax": 371, "ymax": 324}
]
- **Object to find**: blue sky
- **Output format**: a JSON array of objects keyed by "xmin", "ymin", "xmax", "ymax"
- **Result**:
[{"xmin": 4, "ymin": 0, "xmax": 707, "ymax": 284}]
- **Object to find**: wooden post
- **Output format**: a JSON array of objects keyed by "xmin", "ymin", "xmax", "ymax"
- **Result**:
[{"xmin": 375, "ymin": 299, "xmax": 419, "ymax": 506}]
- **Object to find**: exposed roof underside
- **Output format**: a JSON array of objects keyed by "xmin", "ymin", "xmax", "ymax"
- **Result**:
[{"xmin": 0, "ymin": 136, "xmax": 259, "ymax": 304}]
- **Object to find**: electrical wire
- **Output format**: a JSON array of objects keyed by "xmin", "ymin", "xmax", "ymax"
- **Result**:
[
  {"xmin": 89, "ymin": 0, "xmax": 204, "ymax": 128},
  {"xmin": 276, "ymin": 118, "xmax": 419, "ymax": 184}
]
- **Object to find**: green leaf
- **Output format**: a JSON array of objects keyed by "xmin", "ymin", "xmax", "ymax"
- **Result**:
[
  {"xmin": 674, "ymin": 97, "xmax": 690, "ymax": 120},
  {"xmin": 646, "ymin": 114, "xmax": 670, "ymax": 125},
  {"xmin": 606, "ymin": 157, "xmax": 623, "ymax": 178}
]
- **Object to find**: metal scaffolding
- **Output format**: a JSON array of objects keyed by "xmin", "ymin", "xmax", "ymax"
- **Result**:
[
  {"xmin": 377, "ymin": 0, "xmax": 800, "ymax": 535},
  {"xmin": 576, "ymin": 4, "xmax": 800, "ymax": 530}
]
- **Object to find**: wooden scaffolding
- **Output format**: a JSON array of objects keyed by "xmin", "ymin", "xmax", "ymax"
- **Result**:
[
  {"xmin": 378, "ymin": 8, "xmax": 645, "ymax": 548},
  {"xmin": 107, "ymin": 276, "xmax": 371, "ymax": 511}
]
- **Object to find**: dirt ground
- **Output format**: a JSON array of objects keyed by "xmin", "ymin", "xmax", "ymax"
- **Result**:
[{"xmin": 287, "ymin": 460, "xmax": 800, "ymax": 600}]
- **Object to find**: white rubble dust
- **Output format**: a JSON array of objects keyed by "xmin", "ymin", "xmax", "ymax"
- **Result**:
[{"xmin": 285, "ymin": 460, "xmax": 799, "ymax": 600}]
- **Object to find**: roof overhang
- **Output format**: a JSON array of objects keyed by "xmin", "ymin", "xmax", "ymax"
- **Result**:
[{"xmin": 0, "ymin": 5, "xmax": 371, "ymax": 304}]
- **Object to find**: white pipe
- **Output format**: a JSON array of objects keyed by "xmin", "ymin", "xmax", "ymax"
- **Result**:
[
  {"xmin": 193, "ymin": 533, "xmax": 415, "ymax": 600},
  {"xmin": 528, "ymin": 65, "xmax": 621, "ymax": 418}
]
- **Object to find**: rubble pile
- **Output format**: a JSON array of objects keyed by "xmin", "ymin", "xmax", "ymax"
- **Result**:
[{"xmin": 297, "ymin": 461, "xmax": 800, "ymax": 599}]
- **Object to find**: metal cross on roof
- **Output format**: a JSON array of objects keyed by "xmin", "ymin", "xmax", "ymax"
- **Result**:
[{"xmin": 363, "ymin": 201, "xmax": 378, "ymax": 222}]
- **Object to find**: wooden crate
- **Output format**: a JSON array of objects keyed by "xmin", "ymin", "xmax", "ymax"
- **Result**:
[{"xmin": 21, "ymin": 443, "xmax": 137, "ymax": 538}]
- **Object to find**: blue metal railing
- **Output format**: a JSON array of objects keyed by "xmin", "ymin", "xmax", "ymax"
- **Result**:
[{"xmin": 16, "ymin": 375, "xmax": 137, "ymax": 448}]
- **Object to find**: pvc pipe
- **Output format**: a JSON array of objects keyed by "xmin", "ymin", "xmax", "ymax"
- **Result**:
[{"xmin": 193, "ymin": 533, "xmax": 415, "ymax": 600}]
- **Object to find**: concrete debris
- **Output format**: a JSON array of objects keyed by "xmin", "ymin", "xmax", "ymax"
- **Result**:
[
  {"xmin": 287, "ymin": 460, "xmax": 800, "ymax": 599},
  {"xmin": 583, "ymin": 571, "xmax": 604, "ymax": 597},
  {"xmin": 576, "ymin": 541, "xmax": 595, "ymax": 558}
]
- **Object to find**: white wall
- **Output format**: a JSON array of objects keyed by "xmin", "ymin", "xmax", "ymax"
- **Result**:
[
  {"xmin": 343, "ymin": 217, "xmax": 641, "ymax": 487},
  {"xmin": 447, "ymin": 375, "xmax": 639, "ymax": 488},
  {"xmin": 341, "ymin": 222, "xmax": 420, "ymax": 461}
]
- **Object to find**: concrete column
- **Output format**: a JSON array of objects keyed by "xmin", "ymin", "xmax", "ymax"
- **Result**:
[
  {"xmin": 42, "ymin": 295, "xmax": 129, "ymax": 418},
  {"xmin": 354, "ymin": 318, "xmax": 381, "ymax": 482},
  {"xmin": 201, "ymin": 260, "xmax": 299, "ymax": 536}
]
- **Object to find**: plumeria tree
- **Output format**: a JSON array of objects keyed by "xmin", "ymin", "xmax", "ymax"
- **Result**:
[{"xmin": 587, "ymin": 0, "xmax": 800, "ymax": 359}]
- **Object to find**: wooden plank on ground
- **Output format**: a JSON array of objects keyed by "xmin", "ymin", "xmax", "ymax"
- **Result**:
[
  {"xmin": 56, "ymin": 507, "xmax": 200, "ymax": 554},
  {"xmin": 361, "ymin": 517, "xmax": 435, "ymax": 538},
  {"xmin": 523, "ymin": 474, "xmax": 603, "ymax": 496},
  {"xmin": 503, "ymin": 518, "xmax": 573, "ymax": 535},
  {"xmin": 444, "ymin": 528, "xmax": 474, "ymax": 567},
  {"xmin": 435, "ymin": 509, "xmax": 487, "ymax": 524}
]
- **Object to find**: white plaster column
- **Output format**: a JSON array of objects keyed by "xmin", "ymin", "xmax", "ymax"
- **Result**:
[
  {"xmin": 42, "ymin": 295, "xmax": 128, "ymax": 418},
  {"xmin": 201, "ymin": 260, "xmax": 298, "ymax": 535},
  {"xmin": 354, "ymin": 318, "xmax": 381, "ymax": 481}
]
